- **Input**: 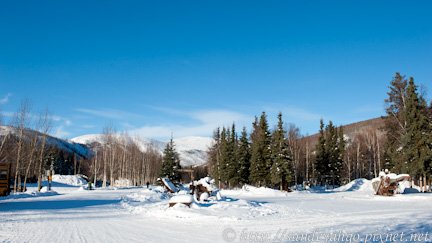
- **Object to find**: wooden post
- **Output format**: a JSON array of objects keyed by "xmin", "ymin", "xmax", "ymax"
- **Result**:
[
  {"xmin": 428, "ymin": 177, "xmax": 432, "ymax": 192},
  {"xmin": 419, "ymin": 177, "xmax": 423, "ymax": 193}
]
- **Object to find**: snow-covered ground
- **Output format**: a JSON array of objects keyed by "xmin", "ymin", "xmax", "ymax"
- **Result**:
[{"xmin": 1, "ymin": 178, "xmax": 432, "ymax": 243}]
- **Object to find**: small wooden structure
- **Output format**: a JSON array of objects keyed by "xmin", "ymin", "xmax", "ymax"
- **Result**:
[
  {"xmin": 0, "ymin": 163, "xmax": 11, "ymax": 196},
  {"xmin": 178, "ymin": 168, "xmax": 194, "ymax": 182}
]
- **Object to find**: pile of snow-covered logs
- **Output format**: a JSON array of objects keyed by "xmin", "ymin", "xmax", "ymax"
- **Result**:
[
  {"xmin": 189, "ymin": 177, "xmax": 220, "ymax": 202},
  {"xmin": 372, "ymin": 170, "xmax": 410, "ymax": 196},
  {"xmin": 160, "ymin": 176, "xmax": 221, "ymax": 207}
]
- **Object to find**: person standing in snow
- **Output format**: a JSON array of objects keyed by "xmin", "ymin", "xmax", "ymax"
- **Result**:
[{"xmin": 146, "ymin": 181, "xmax": 150, "ymax": 189}]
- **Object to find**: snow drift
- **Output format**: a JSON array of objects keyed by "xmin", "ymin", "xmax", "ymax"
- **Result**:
[
  {"xmin": 52, "ymin": 175, "xmax": 87, "ymax": 186},
  {"xmin": 332, "ymin": 179, "xmax": 375, "ymax": 193}
]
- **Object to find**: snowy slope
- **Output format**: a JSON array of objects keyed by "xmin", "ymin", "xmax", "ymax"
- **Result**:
[
  {"xmin": 71, "ymin": 134, "xmax": 212, "ymax": 167},
  {"xmin": 0, "ymin": 125, "xmax": 91, "ymax": 158}
]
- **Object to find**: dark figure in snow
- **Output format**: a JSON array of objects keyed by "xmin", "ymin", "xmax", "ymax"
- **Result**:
[{"xmin": 146, "ymin": 181, "xmax": 150, "ymax": 189}]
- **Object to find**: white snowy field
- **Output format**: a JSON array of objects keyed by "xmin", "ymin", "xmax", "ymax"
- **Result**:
[{"xmin": 1, "ymin": 178, "xmax": 432, "ymax": 243}]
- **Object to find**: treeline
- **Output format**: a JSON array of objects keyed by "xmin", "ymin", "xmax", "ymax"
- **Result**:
[
  {"xmin": 2, "ymin": 72, "xmax": 431, "ymax": 191},
  {"xmin": 207, "ymin": 73, "xmax": 432, "ymax": 189},
  {"xmin": 0, "ymin": 101, "xmax": 66, "ymax": 192},
  {"xmin": 208, "ymin": 113, "xmax": 301, "ymax": 189},
  {"xmin": 84, "ymin": 127, "xmax": 162, "ymax": 187},
  {"xmin": 314, "ymin": 120, "xmax": 345, "ymax": 186},
  {"xmin": 0, "ymin": 100, "xmax": 163, "ymax": 191}
]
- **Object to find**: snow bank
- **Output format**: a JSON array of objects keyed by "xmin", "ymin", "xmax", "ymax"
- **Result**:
[
  {"xmin": 223, "ymin": 185, "xmax": 289, "ymax": 198},
  {"xmin": 52, "ymin": 175, "xmax": 87, "ymax": 186},
  {"xmin": 121, "ymin": 186, "xmax": 279, "ymax": 221},
  {"xmin": 114, "ymin": 179, "xmax": 133, "ymax": 188},
  {"xmin": 169, "ymin": 195, "xmax": 193, "ymax": 204},
  {"xmin": 0, "ymin": 190, "xmax": 59, "ymax": 200},
  {"xmin": 121, "ymin": 188, "xmax": 169, "ymax": 214},
  {"xmin": 333, "ymin": 179, "xmax": 374, "ymax": 193}
]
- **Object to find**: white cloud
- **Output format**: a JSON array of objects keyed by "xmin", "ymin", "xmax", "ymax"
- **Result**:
[
  {"xmin": 50, "ymin": 115, "xmax": 72, "ymax": 126},
  {"xmin": 0, "ymin": 93, "xmax": 12, "ymax": 105},
  {"xmin": 75, "ymin": 108, "xmax": 144, "ymax": 120},
  {"xmin": 129, "ymin": 109, "xmax": 252, "ymax": 140},
  {"xmin": 53, "ymin": 126, "xmax": 70, "ymax": 138}
]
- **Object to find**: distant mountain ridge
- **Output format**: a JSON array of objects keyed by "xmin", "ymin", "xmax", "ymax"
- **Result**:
[
  {"xmin": 302, "ymin": 117, "xmax": 386, "ymax": 146},
  {"xmin": 2, "ymin": 117, "xmax": 385, "ymax": 168},
  {"xmin": 71, "ymin": 134, "xmax": 213, "ymax": 167},
  {"xmin": 0, "ymin": 125, "xmax": 91, "ymax": 159}
]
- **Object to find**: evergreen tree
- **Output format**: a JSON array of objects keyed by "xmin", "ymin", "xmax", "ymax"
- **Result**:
[
  {"xmin": 403, "ymin": 78, "xmax": 432, "ymax": 177},
  {"xmin": 237, "ymin": 127, "xmax": 251, "ymax": 185},
  {"xmin": 314, "ymin": 120, "xmax": 344, "ymax": 185},
  {"xmin": 326, "ymin": 121, "xmax": 343, "ymax": 185},
  {"xmin": 226, "ymin": 123, "xmax": 240, "ymax": 187},
  {"xmin": 249, "ymin": 112, "xmax": 272, "ymax": 186},
  {"xmin": 383, "ymin": 73, "xmax": 408, "ymax": 171},
  {"xmin": 160, "ymin": 137, "xmax": 181, "ymax": 182},
  {"xmin": 336, "ymin": 126, "xmax": 345, "ymax": 182},
  {"xmin": 270, "ymin": 112, "xmax": 292, "ymax": 190},
  {"xmin": 219, "ymin": 127, "xmax": 230, "ymax": 186},
  {"xmin": 315, "ymin": 119, "xmax": 328, "ymax": 185},
  {"xmin": 384, "ymin": 73, "xmax": 432, "ymax": 178},
  {"xmin": 208, "ymin": 127, "xmax": 221, "ymax": 182}
]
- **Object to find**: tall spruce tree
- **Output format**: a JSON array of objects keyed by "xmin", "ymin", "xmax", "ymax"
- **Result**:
[
  {"xmin": 326, "ymin": 121, "xmax": 343, "ymax": 185},
  {"xmin": 315, "ymin": 119, "xmax": 328, "ymax": 185},
  {"xmin": 160, "ymin": 137, "xmax": 181, "ymax": 182},
  {"xmin": 383, "ymin": 73, "xmax": 408, "ymax": 171},
  {"xmin": 208, "ymin": 127, "xmax": 221, "ymax": 183},
  {"xmin": 384, "ymin": 73, "xmax": 432, "ymax": 178},
  {"xmin": 314, "ymin": 119, "xmax": 344, "ymax": 185},
  {"xmin": 403, "ymin": 78, "xmax": 432, "ymax": 177},
  {"xmin": 219, "ymin": 127, "xmax": 229, "ymax": 185},
  {"xmin": 226, "ymin": 123, "xmax": 240, "ymax": 187},
  {"xmin": 270, "ymin": 113, "xmax": 292, "ymax": 190},
  {"xmin": 249, "ymin": 112, "xmax": 272, "ymax": 186},
  {"xmin": 237, "ymin": 127, "xmax": 251, "ymax": 185},
  {"xmin": 337, "ymin": 126, "xmax": 345, "ymax": 182}
]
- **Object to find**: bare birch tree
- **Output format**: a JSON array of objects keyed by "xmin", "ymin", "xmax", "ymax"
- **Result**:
[{"xmin": 12, "ymin": 100, "xmax": 30, "ymax": 192}]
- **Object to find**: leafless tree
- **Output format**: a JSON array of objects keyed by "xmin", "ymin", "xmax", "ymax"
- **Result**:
[
  {"xmin": 12, "ymin": 100, "xmax": 31, "ymax": 192},
  {"xmin": 0, "ymin": 110, "xmax": 9, "ymax": 163},
  {"xmin": 36, "ymin": 110, "xmax": 52, "ymax": 191}
]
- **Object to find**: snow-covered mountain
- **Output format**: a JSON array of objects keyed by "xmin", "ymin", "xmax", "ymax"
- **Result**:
[
  {"xmin": 71, "ymin": 134, "xmax": 213, "ymax": 167},
  {"xmin": 0, "ymin": 126, "xmax": 91, "ymax": 159}
]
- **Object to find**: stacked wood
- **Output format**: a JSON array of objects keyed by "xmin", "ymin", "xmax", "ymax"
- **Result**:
[{"xmin": 373, "ymin": 170, "xmax": 410, "ymax": 196}]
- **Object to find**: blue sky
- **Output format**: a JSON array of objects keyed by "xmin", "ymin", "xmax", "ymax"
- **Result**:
[{"xmin": 1, "ymin": 1, "xmax": 432, "ymax": 140}]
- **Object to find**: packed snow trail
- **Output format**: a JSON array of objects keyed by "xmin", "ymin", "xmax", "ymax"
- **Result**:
[
  {"xmin": 0, "ymin": 188, "xmax": 219, "ymax": 243},
  {"xmin": 1, "ymin": 181, "xmax": 432, "ymax": 243}
]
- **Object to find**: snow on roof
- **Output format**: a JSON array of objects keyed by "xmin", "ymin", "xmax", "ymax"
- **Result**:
[{"xmin": 161, "ymin": 178, "xmax": 178, "ymax": 193}]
